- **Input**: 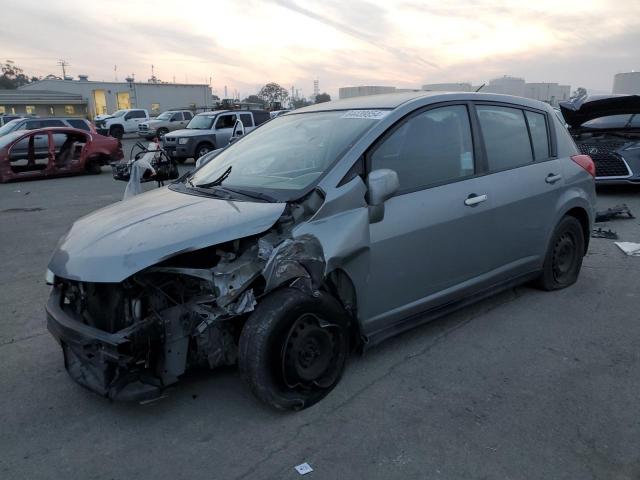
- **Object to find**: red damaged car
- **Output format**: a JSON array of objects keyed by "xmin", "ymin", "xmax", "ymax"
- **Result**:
[{"xmin": 0, "ymin": 127, "xmax": 123, "ymax": 182}]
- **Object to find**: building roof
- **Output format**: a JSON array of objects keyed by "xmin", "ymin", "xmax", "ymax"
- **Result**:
[
  {"xmin": 21, "ymin": 78, "xmax": 209, "ymax": 88},
  {"xmin": 0, "ymin": 89, "xmax": 85, "ymax": 104}
]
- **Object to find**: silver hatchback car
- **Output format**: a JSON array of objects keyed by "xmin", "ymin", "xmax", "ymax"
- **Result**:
[{"xmin": 46, "ymin": 92, "xmax": 596, "ymax": 409}]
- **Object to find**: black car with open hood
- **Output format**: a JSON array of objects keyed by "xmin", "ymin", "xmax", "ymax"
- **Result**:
[{"xmin": 560, "ymin": 95, "xmax": 640, "ymax": 183}]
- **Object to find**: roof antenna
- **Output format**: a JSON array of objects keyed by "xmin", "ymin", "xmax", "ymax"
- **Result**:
[{"xmin": 475, "ymin": 83, "xmax": 485, "ymax": 92}]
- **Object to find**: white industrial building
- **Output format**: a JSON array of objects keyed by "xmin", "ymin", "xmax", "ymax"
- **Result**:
[
  {"xmin": 484, "ymin": 76, "xmax": 526, "ymax": 96},
  {"xmin": 19, "ymin": 76, "xmax": 213, "ymax": 119},
  {"xmin": 422, "ymin": 82, "xmax": 474, "ymax": 92},
  {"xmin": 613, "ymin": 72, "xmax": 640, "ymax": 94},
  {"xmin": 339, "ymin": 86, "xmax": 397, "ymax": 99},
  {"xmin": 523, "ymin": 83, "xmax": 571, "ymax": 105}
]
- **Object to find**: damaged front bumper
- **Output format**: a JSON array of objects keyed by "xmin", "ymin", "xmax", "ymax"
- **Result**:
[{"xmin": 46, "ymin": 286, "xmax": 164, "ymax": 401}]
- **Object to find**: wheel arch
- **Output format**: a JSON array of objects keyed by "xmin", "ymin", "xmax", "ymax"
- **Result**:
[{"xmin": 564, "ymin": 206, "xmax": 590, "ymax": 254}]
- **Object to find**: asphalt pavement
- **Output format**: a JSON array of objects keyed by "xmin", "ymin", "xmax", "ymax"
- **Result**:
[{"xmin": 1, "ymin": 147, "xmax": 639, "ymax": 479}]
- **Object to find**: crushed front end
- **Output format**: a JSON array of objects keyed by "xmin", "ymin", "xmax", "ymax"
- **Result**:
[{"xmin": 46, "ymin": 226, "xmax": 327, "ymax": 402}]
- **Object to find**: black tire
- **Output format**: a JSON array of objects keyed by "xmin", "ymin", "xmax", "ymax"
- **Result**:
[
  {"xmin": 109, "ymin": 125, "xmax": 124, "ymax": 139},
  {"xmin": 195, "ymin": 143, "xmax": 213, "ymax": 159},
  {"xmin": 239, "ymin": 288, "xmax": 350, "ymax": 411},
  {"xmin": 156, "ymin": 127, "xmax": 169, "ymax": 138},
  {"xmin": 175, "ymin": 157, "xmax": 187, "ymax": 164},
  {"xmin": 536, "ymin": 216, "xmax": 585, "ymax": 291},
  {"xmin": 85, "ymin": 158, "xmax": 102, "ymax": 175}
]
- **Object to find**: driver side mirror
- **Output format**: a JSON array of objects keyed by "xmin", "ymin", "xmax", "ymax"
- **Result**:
[
  {"xmin": 231, "ymin": 119, "xmax": 245, "ymax": 139},
  {"xmin": 367, "ymin": 169, "xmax": 399, "ymax": 223}
]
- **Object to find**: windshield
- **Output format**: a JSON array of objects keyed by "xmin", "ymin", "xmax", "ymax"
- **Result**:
[
  {"xmin": 111, "ymin": 110, "xmax": 126, "ymax": 118},
  {"xmin": 187, "ymin": 115, "xmax": 215, "ymax": 129},
  {"xmin": 581, "ymin": 114, "xmax": 640, "ymax": 129},
  {"xmin": 188, "ymin": 110, "xmax": 385, "ymax": 198},
  {"xmin": 0, "ymin": 119, "xmax": 22, "ymax": 136},
  {"xmin": 156, "ymin": 111, "xmax": 173, "ymax": 120}
]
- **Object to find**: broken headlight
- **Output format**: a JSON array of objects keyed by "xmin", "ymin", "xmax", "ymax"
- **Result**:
[{"xmin": 45, "ymin": 268, "xmax": 55, "ymax": 285}]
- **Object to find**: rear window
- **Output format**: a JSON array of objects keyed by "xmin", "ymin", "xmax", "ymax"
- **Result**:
[
  {"xmin": 67, "ymin": 119, "xmax": 90, "ymax": 131},
  {"xmin": 183, "ymin": 111, "xmax": 193, "ymax": 120},
  {"xmin": 477, "ymin": 105, "xmax": 533, "ymax": 171}
]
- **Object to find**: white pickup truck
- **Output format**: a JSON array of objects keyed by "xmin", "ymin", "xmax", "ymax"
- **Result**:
[{"xmin": 95, "ymin": 109, "xmax": 149, "ymax": 139}]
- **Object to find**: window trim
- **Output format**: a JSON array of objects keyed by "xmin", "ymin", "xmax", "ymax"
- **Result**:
[
  {"xmin": 364, "ymin": 101, "xmax": 482, "ymax": 197},
  {"xmin": 471, "ymin": 101, "xmax": 556, "ymax": 177}
]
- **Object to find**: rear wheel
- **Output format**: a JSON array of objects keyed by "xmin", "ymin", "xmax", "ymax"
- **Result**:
[
  {"xmin": 239, "ymin": 288, "xmax": 350, "ymax": 411},
  {"xmin": 109, "ymin": 125, "xmax": 124, "ymax": 139},
  {"xmin": 85, "ymin": 158, "xmax": 102, "ymax": 175},
  {"xmin": 536, "ymin": 216, "xmax": 585, "ymax": 291}
]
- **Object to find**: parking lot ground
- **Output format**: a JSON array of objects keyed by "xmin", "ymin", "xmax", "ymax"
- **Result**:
[{"xmin": 1, "ymin": 166, "xmax": 639, "ymax": 479}]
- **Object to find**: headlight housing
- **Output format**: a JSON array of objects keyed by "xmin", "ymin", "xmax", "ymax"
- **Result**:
[
  {"xmin": 178, "ymin": 138, "xmax": 189, "ymax": 145},
  {"xmin": 45, "ymin": 268, "xmax": 55, "ymax": 285}
]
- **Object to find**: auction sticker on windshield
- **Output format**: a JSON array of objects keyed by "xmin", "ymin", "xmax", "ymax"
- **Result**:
[{"xmin": 341, "ymin": 110, "xmax": 389, "ymax": 120}]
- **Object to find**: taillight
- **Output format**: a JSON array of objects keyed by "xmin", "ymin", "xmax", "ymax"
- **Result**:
[{"xmin": 571, "ymin": 154, "xmax": 596, "ymax": 177}]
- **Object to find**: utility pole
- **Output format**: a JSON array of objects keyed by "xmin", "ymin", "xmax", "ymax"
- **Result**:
[
  {"xmin": 57, "ymin": 59, "xmax": 70, "ymax": 78},
  {"xmin": 114, "ymin": 64, "xmax": 118, "ymax": 81}
]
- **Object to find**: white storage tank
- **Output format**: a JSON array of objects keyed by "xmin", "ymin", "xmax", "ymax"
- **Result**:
[{"xmin": 613, "ymin": 72, "xmax": 640, "ymax": 95}]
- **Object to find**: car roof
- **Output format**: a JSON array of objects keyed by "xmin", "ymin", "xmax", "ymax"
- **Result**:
[
  {"xmin": 196, "ymin": 110, "xmax": 229, "ymax": 117},
  {"xmin": 295, "ymin": 91, "xmax": 552, "ymax": 113}
]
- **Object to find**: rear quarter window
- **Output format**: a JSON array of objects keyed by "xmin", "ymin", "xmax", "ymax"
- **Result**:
[{"xmin": 525, "ymin": 111, "xmax": 550, "ymax": 160}]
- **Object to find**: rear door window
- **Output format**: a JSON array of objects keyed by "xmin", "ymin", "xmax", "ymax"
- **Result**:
[
  {"xmin": 370, "ymin": 105, "xmax": 475, "ymax": 191},
  {"xmin": 240, "ymin": 113, "xmax": 253, "ymax": 127},
  {"xmin": 42, "ymin": 119, "xmax": 65, "ymax": 128},
  {"xmin": 183, "ymin": 111, "xmax": 193, "ymax": 120},
  {"xmin": 476, "ymin": 105, "xmax": 533, "ymax": 171},
  {"xmin": 525, "ymin": 111, "xmax": 550, "ymax": 160},
  {"xmin": 67, "ymin": 119, "xmax": 90, "ymax": 131}
]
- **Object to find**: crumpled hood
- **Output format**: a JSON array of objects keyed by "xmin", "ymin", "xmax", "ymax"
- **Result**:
[
  {"xmin": 560, "ymin": 94, "xmax": 640, "ymax": 128},
  {"xmin": 48, "ymin": 187, "xmax": 286, "ymax": 283},
  {"xmin": 165, "ymin": 129, "xmax": 212, "ymax": 139}
]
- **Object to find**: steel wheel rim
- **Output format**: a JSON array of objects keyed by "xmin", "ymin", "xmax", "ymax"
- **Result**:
[
  {"xmin": 281, "ymin": 313, "xmax": 342, "ymax": 390},
  {"xmin": 552, "ymin": 232, "xmax": 577, "ymax": 283}
]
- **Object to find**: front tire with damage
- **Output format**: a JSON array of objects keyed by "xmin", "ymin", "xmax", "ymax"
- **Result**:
[{"xmin": 239, "ymin": 287, "xmax": 350, "ymax": 410}]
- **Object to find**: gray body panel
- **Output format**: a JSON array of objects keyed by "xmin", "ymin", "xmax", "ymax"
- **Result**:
[
  {"xmin": 48, "ymin": 187, "xmax": 285, "ymax": 283},
  {"xmin": 49, "ymin": 91, "xmax": 596, "ymax": 343}
]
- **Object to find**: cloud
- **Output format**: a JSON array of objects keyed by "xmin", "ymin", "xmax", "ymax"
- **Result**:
[
  {"xmin": 270, "ymin": 0, "xmax": 440, "ymax": 69},
  {"xmin": 1, "ymin": 0, "xmax": 638, "ymax": 97}
]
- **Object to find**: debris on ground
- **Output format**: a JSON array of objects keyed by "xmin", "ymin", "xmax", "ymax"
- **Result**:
[
  {"xmin": 596, "ymin": 204, "xmax": 635, "ymax": 223},
  {"xmin": 591, "ymin": 227, "xmax": 618, "ymax": 239},
  {"xmin": 294, "ymin": 463, "xmax": 313, "ymax": 475},
  {"xmin": 615, "ymin": 242, "xmax": 640, "ymax": 256}
]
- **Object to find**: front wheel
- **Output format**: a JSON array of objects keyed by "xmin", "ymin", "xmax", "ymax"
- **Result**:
[
  {"xmin": 156, "ymin": 128, "xmax": 169, "ymax": 138},
  {"xmin": 239, "ymin": 288, "xmax": 350, "ymax": 410},
  {"xmin": 195, "ymin": 143, "xmax": 213, "ymax": 159},
  {"xmin": 109, "ymin": 125, "xmax": 124, "ymax": 139},
  {"xmin": 536, "ymin": 215, "xmax": 585, "ymax": 291}
]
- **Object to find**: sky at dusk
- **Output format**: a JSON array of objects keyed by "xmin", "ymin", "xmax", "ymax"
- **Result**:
[{"xmin": 2, "ymin": 0, "xmax": 639, "ymax": 98}]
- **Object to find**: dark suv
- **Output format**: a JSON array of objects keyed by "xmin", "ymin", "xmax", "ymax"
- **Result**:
[{"xmin": 560, "ymin": 94, "xmax": 640, "ymax": 184}]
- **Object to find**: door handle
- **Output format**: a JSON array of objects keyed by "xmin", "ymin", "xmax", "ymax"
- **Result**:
[
  {"xmin": 545, "ymin": 173, "xmax": 562, "ymax": 184},
  {"xmin": 464, "ymin": 193, "xmax": 488, "ymax": 206}
]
